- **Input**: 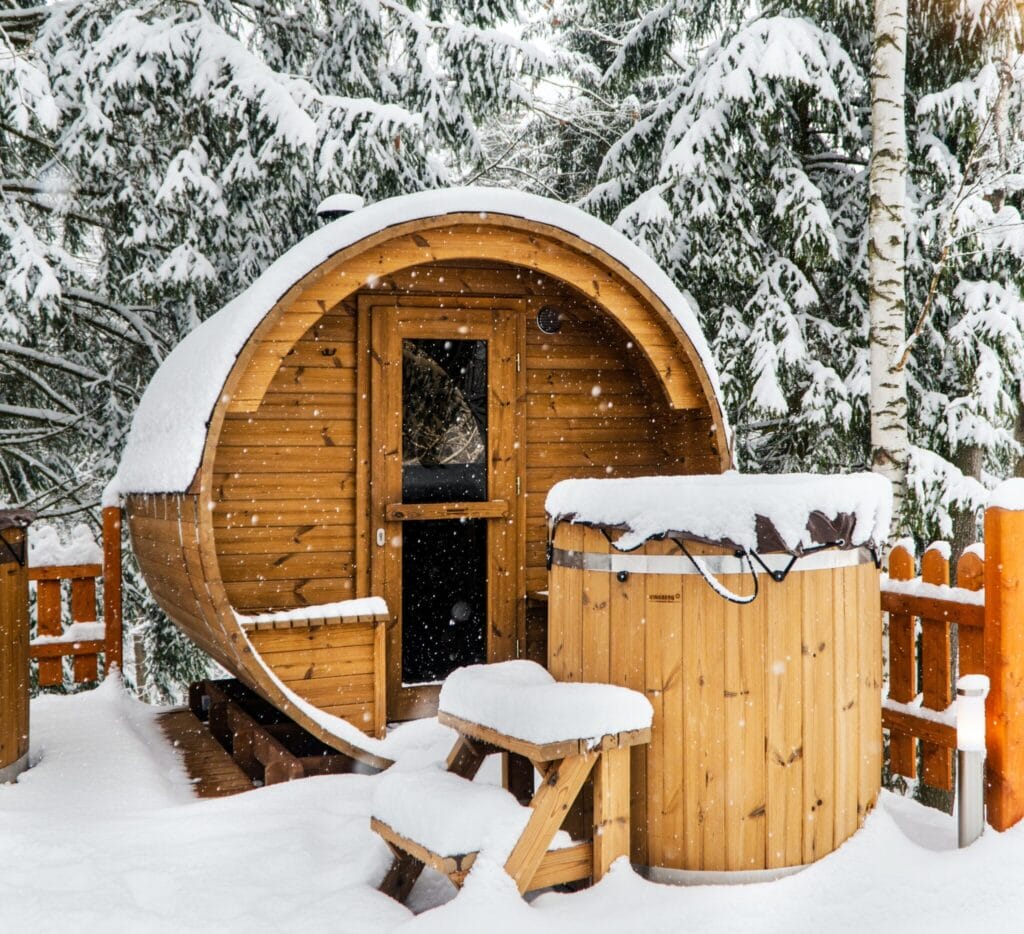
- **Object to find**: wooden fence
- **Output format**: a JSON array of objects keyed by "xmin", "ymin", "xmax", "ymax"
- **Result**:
[
  {"xmin": 28, "ymin": 506, "xmax": 122, "ymax": 687},
  {"xmin": 882, "ymin": 502, "xmax": 1024, "ymax": 831}
]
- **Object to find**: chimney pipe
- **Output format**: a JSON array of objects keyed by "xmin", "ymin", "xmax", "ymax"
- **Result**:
[{"xmin": 316, "ymin": 193, "xmax": 365, "ymax": 223}]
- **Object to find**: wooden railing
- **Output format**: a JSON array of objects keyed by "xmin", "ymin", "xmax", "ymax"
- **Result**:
[
  {"xmin": 882, "ymin": 542, "xmax": 983, "ymax": 791},
  {"xmin": 28, "ymin": 506, "xmax": 122, "ymax": 687},
  {"xmin": 881, "ymin": 501, "xmax": 1024, "ymax": 831}
]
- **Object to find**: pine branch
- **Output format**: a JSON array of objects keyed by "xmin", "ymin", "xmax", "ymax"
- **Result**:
[
  {"xmin": 65, "ymin": 288, "xmax": 166, "ymax": 363},
  {"xmin": 802, "ymin": 152, "xmax": 868, "ymax": 167},
  {"xmin": 894, "ymin": 89, "xmax": 1008, "ymax": 373},
  {"xmin": 7, "ymin": 188, "xmax": 107, "ymax": 228},
  {"xmin": 0, "ymin": 359, "xmax": 81, "ymax": 414},
  {"xmin": 0, "ymin": 122, "xmax": 56, "ymax": 154},
  {"xmin": 0, "ymin": 341, "xmax": 105, "ymax": 381},
  {"xmin": 0, "ymin": 404, "xmax": 80, "ymax": 426}
]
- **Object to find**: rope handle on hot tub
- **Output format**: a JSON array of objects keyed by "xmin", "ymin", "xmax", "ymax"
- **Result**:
[
  {"xmin": 545, "ymin": 517, "xmax": 856, "ymax": 606},
  {"xmin": 598, "ymin": 527, "xmax": 762, "ymax": 606},
  {"xmin": 671, "ymin": 537, "xmax": 760, "ymax": 605}
]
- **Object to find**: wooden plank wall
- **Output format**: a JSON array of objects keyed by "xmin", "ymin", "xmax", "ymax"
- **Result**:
[
  {"xmin": 211, "ymin": 261, "xmax": 719, "ymax": 614},
  {"xmin": 127, "ymin": 493, "xmax": 241, "ymax": 676},
  {"xmin": 214, "ymin": 305, "xmax": 359, "ymax": 613},
  {"xmin": 548, "ymin": 523, "xmax": 882, "ymax": 872},
  {"xmin": 522, "ymin": 294, "xmax": 720, "ymax": 595},
  {"xmin": 246, "ymin": 622, "xmax": 382, "ymax": 733}
]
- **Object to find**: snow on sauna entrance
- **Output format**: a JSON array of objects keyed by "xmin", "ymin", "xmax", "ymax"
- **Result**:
[{"xmin": 545, "ymin": 472, "xmax": 892, "ymax": 880}]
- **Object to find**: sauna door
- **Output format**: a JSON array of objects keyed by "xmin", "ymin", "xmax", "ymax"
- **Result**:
[{"xmin": 368, "ymin": 300, "xmax": 522, "ymax": 721}]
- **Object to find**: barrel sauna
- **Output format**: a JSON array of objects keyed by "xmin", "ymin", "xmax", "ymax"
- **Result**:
[
  {"xmin": 0, "ymin": 511, "xmax": 33, "ymax": 783},
  {"xmin": 546, "ymin": 474, "xmax": 889, "ymax": 878},
  {"xmin": 114, "ymin": 188, "xmax": 731, "ymax": 761}
]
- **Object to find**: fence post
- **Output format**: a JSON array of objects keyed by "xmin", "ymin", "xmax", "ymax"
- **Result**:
[
  {"xmin": 0, "ymin": 512, "xmax": 33, "ymax": 783},
  {"xmin": 921, "ymin": 544, "xmax": 952, "ymax": 790},
  {"xmin": 102, "ymin": 506, "xmax": 123, "ymax": 677},
  {"xmin": 957, "ymin": 548, "xmax": 985, "ymax": 675},
  {"xmin": 983, "ymin": 492, "xmax": 1024, "ymax": 830},
  {"xmin": 888, "ymin": 544, "xmax": 917, "ymax": 778}
]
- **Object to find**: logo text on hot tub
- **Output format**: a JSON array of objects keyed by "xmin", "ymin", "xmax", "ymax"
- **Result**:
[{"xmin": 648, "ymin": 593, "xmax": 681, "ymax": 604}]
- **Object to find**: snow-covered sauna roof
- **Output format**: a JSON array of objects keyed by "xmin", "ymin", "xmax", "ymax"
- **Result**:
[
  {"xmin": 546, "ymin": 472, "xmax": 893, "ymax": 555},
  {"xmin": 114, "ymin": 187, "xmax": 726, "ymax": 495}
]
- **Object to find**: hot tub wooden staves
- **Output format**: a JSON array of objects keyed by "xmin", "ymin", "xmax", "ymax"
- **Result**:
[
  {"xmin": 118, "ymin": 189, "xmax": 730, "ymax": 760},
  {"xmin": 547, "ymin": 522, "xmax": 882, "ymax": 877}
]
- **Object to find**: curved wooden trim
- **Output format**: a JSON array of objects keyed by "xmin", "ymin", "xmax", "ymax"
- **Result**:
[
  {"xmin": 197, "ymin": 213, "xmax": 729, "ymax": 491},
  {"xmin": 126, "ymin": 493, "xmax": 391, "ymax": 769}
]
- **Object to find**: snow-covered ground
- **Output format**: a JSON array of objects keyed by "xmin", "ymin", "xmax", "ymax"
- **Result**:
[{"xmin": 3, "ymin": 681, "xmax": 1022, "ymax": 933}]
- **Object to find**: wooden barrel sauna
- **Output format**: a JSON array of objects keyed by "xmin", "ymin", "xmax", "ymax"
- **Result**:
[
  {"xmin": 0, "ymin": 511, "xmax": 33, "ymax": 783},
  {"xmin": 114, "ymin": 188, "xmax": 731, "ymax": 761},
  {"xmin": 546, "ymin": 475, "xmax": 888, "ymax": 877}
]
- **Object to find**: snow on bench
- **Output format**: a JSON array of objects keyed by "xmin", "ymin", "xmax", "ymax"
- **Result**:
[
  {"xmin": 438, "ymin": 660, "xmax": 652, "ymax": 748},
  {"xmin": 371, "ymin": 768, "xmax": 573, "ymax": 863},
  {"xmin": 233, "ymin": 597, "xmax": 388, "ymax": 630}
]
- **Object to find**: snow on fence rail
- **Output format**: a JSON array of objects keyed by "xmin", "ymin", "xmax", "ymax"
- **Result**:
[
  {"xmin": 27, "ymin": 507, "xmax": 122, "ymax": 687},
  {"xmin": 881, "ymin": 496, "xmax": 1024, "ymax": 831}
]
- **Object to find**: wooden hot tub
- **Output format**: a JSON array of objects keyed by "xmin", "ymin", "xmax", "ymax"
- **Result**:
[{"xmin": 545, "ymin": 474, "xmax": 888, "ymax": 878}]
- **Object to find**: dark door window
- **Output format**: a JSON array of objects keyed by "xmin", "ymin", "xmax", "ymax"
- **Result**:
[
  {"xmin": 401, "ymin": 339, "xmax": 487, "ymax": 504},
  {"xmin": 400, "ymin": 338, "xmax": 489, "ymax": 683}
]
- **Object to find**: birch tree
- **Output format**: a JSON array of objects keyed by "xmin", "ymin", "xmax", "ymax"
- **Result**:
[{"xmin": 868, "ymin": 0, "xmax": 911, "ymax": 526}]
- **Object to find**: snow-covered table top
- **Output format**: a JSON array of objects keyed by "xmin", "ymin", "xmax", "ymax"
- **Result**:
[
  {"xmin": 546, "ymin": 471, "xmax": 892, "ymax": 555},
  {"xmin": 438, "ymin": 660, "xmax": 652, "ymax": 746}
]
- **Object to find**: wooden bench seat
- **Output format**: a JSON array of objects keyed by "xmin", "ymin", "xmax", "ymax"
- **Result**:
[
  {"xmin": 234, "ymin": 598, "xmax": 389, "ymax": 632},
  {"xmin": 370, "ymin": 768, "xmax": 588, "ymax": 889},
  {"xmin": 372, "ymin": 817, "xmax": 593, "ymax": 891}
]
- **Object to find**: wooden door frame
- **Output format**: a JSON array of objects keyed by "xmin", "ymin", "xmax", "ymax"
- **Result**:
[{"xmin": 362, "ymin": 294, "xmax": 525, "ymax": 721}]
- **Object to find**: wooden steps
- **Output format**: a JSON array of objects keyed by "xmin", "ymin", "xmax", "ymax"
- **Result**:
[
  {"xmin": 157, "ymin": 708, "xmax": 254, "ymax": 798},
  {"xmin": 189, "ymin": 678, "xmax": 383, "ymax": 783},
  {"xmin": 159, "ymin": 677, "xmax": 386, "ymax": 797}
]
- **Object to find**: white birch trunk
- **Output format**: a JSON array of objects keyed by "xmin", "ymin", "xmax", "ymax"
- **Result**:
[{"xmin": 868, "ymin": 0, "xmax": 910, "ymax": 528}]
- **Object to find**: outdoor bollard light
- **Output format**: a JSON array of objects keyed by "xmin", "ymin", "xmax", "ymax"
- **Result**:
[{"xmin": 956, "ymin": 674, "xmax": 990, "ymax": 849}]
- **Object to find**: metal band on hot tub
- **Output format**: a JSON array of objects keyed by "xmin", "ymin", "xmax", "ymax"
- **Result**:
[{"xmin": 548, "ymin": 545, "xmax": 872, "ymax": 576}]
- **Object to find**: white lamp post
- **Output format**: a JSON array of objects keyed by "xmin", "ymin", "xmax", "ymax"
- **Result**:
[{"xmin": 956, "ymin": 674, "xmax": 990, "ymax": 848}]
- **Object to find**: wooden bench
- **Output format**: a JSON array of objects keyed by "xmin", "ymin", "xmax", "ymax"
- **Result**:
[{"xmin": 371, "ymin": 663, "xmax": 651, "ymax": 900}]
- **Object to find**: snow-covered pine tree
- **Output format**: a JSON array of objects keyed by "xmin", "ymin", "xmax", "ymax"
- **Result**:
[
  {"xmin": 1, "ymin": 0, "xmax": 548, "ymax": 698},
  {"xmin": 900, "ymin": 0, "xmax": 1024, "ymax": 557},
  {"xmin": 516, "ymin": 0, "xmax": 1024, "ymax": 552},
  {"xmin": 576, "ymin": 8, "xmax": 871, "ymax": 475}
]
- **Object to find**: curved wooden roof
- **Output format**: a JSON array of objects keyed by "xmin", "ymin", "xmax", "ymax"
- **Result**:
[{"xmin": 116, "ymin": 187, "xmax": 729, "ymax": 495}]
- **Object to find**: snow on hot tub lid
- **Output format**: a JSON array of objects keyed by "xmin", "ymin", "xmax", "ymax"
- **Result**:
[{"xmin": 545, "ymin": 471, "xmax": 893, "ymax": 557}]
